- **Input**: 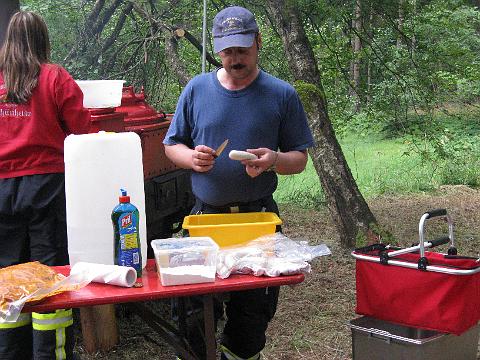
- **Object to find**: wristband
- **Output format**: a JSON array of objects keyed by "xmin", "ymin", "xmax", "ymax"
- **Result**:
[{"xmin": 266, "ymin": 151, "xmax": 279, "ymax": 172}]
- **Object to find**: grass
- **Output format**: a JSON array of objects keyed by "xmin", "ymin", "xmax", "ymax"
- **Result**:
[
  {"xmin": 339, "ymin": 135, "xmax": 437, "ymax": 196},
  {"xmin": 275, "ymin": 104, "xmax": 480, "ymax": 207},
  {"xmin": 275, "ymin": 133, "xmax": 478, "ymax": 207}
]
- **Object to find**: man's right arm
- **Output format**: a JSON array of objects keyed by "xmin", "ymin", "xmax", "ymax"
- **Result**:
[{"xmin": 165, "ymin": 143, "xmax": 216, "ymax": 173}]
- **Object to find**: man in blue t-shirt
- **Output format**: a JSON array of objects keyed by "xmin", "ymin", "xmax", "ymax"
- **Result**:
[{"xmin": 163, "ymin": 5, "xmax": 314, "ymax": 360}]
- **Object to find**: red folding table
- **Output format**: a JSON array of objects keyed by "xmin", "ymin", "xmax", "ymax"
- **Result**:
[{"xmin": 23, "ymin": 259, "xmax": 305, "ymax": 360}]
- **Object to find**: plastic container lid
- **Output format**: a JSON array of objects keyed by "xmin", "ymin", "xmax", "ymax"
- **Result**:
[
  {"xmin": 151, "ymin": 237, "xmax": 218, "ymax": 252},
  {"xmin": 119, "ymin": 188, "xmax": 130, "ymax": 203}
]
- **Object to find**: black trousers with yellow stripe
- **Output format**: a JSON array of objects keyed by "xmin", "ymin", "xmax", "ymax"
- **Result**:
[
  {"xmin": 32, "ymin": 309, "xmax": 75, "ymax": 360},
  {"xmin": 0, "ymin": 310, "xmax": 74, "ymax": 360},
  {"xmin": 0, "ymin": 174, "xmax": 74, "ymax": 359},
  {"xmin": 0, "ymin": 313, "xmax": 33, "ymax": 359}
]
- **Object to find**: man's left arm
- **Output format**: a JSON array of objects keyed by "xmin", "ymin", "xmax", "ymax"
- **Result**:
[
  {"xmin": 273, "ymin": 149, "xmax": 308, "ymax": 174},
  {"xmin": 242, "ymin": 148, "xmax": 308, "ymax": 178}
]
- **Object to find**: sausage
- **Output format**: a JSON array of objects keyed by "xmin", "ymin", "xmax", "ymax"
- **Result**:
[{"xmin": 228, "ymin": 150, "xmax": 258, "ymax": 161}]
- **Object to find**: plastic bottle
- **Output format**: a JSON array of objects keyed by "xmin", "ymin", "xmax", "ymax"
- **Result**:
[
  {"xmin": 65, "ymin": 132, "xmax": 147, "ymax": 268},
  {"xmin": 112, "ymin": 189, "xmax": 142, "ymax": 281}
]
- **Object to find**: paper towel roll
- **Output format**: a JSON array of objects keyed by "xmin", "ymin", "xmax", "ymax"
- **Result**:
[{"xmin": 70, "ymin": 262, "xmax": 137, "ymax": 287}]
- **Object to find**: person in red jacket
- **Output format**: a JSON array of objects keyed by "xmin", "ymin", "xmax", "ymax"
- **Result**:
[{"xmin": 0, "ymin": 11, "xmax": 90, "ymax": 359}]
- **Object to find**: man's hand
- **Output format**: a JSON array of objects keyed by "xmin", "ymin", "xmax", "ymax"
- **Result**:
[
  {"xmin": 164, "ymin": 143, "xmax": 220, "ymax": 172},
  {"xmin": 241, "ymin": 148, "xmax": 277, "ymax": 178},
  {"xmin": 191, "ymin": 145, "xmax": 216, "ymax": 172}
]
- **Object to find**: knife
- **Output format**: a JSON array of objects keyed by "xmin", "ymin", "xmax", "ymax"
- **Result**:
[{"xmin": 214, "ymin": 139, "xmax": 229, "ymax": 158}]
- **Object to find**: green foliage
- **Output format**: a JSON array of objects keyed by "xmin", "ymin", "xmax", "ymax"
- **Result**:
[
  {"xmin": 362, "ymin": 1, "xmax": 480, "ymax": 137},
  {"xmin": 334, "ymin": 110, "xmax": 389, "ymax": 138},
  {"xmin": 355, "ymin": 222, "xmax": 397, "ymax": 248},
  {"xmin": 21, "ymin": 1, "xmax": 83, "ymax": 63},
  {"xmin": 355, "ymin": 231, "xmax": 368, "ymax": 248},
  {"xmin": 432, "ymin": 127, "xmax": 480, "ymax": 186},
  {"xmin": 440, "ymin": 154, "xmax": 480, "ymax": 187},
  {"xmin": 368, "ymin": 222, "xmax": 397, "ymax": 245}
]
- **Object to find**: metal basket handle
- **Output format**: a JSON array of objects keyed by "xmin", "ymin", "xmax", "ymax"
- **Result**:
[{"xmin": 418, "ymin": 209, "xmax": 455, "ymax": 269}]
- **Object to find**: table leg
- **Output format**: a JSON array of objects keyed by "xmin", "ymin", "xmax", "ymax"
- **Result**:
[
  {"xmin": 79, "ymin": 304, "xmax": 118, "ymax": 353},
  {"xmin": 203, "ymin": 294, "xmax": 216, "ymax": 360}
]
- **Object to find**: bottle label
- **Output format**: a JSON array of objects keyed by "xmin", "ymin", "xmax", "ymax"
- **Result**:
[{"xmin": 117, "ymin": 212, "xmax": 140, "ymax": 269}]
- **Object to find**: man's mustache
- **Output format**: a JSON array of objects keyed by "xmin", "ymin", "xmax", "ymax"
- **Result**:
[{"xmin": 231, "ymin": 64, "xmax": 245, "ymax": 70}]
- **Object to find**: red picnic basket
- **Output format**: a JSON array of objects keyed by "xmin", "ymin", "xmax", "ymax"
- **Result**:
[{"xmin": 352, "ymin": 209, "xmax": 480, "ymax": 335}]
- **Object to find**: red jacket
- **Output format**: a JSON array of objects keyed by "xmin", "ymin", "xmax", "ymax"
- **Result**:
[{"xmin": 0, "ymin": 63, "xmax": 90, "ymax": 178}]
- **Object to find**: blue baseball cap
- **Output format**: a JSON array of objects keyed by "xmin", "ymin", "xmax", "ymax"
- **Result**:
[{"xmin": 212, "ymin": 6, "xmax": 259, "ymax": 53}]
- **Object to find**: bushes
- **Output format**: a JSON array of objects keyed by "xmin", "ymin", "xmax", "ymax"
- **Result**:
[{"xmin": 436, "ymin": 134, "xmax": 480, "ymax": 187}]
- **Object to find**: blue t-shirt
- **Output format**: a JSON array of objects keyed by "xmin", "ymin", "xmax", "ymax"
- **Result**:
[{"xmin": 163, "ymin": 69, "xmax": 314, "ymax": 206}]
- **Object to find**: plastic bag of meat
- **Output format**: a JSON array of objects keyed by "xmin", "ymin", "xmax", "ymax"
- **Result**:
[{"xmin": 0, "ymin": 262, "xmax": 89, "ymax": 322}]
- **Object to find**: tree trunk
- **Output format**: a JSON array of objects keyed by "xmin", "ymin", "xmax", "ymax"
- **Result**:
[
  {"xmin": 0, "ymin": 0, "xmax": 19, "ymax": 48},
  {"xmin": 265, "ymin": 1, "xmax": 377, "ymax": 248},
  {"xmin": 165, "ymin": 31, "xmax": 192, "ymax": 87},
  {"xmin": 411, "ymin": 0, "xmax": 417, "ymax": 51},
  {"xmin": 352, "ymin": 0, "xmax": 362, "ymax": 112},
  {"xmin": 397, "ymin": 0, "xmax": 404, "ymax": 48},
  {"xmin": 366, "ymin": 5, "xmax": 373, "ymax": 104}
]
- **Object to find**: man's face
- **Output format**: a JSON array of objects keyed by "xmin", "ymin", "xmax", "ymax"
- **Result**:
[{"xmin": 218, "ymin": 36, "xmax": 260, "ymax": 80}]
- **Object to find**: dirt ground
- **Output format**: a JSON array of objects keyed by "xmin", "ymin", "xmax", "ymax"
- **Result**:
[{"xmin": 75, "ymin": 185, "xmax": 480, "ymax": 359}]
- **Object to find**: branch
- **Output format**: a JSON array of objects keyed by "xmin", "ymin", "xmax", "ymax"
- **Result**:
[
  {"xmin": 131, "ymin": 1, "xmax": 161, "ymax": 32},
  {"xmin": 164, "ymin": 32, "xmax": 192, "ymax": 87},
  {"xmin": 64, "ymin": 0, "xmax": 122, "ymax": 64},
  {"xmin": 101, "ymin": 2, "xmax": 134, "ymax": 54},
  {"xmin": 85, "ymin": 0, "xmax": 106, "ymax": 32},
  {"xmin": 174, "ymin": 27, "xmax": 222, "ymax": 68},
  {"xmin": 91, "ymin": 0, "xmax": 124, "ymax": 36}
]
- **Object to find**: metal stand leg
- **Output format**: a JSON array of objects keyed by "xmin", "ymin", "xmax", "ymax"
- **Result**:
[
  {"xmin": 178, "ymin": 297, "xmax": 187, "ymax": 339},
  {"xmin": 130, "ymin": 302, "xmax": 199, "ymax": 360},
  {"xmin": 131, "ymin": 298, "xmax": 218, "ymax": 360}
]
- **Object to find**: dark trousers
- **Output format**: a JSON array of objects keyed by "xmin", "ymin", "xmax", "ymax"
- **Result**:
[
  {"xmin": 0, "ymin": 174, "xmax": 69, "ymax": 267},
  {"xmin": 175, "ymin": 195, "xmax": 281, "ymax": 359},
  {"xmin": 0, "ymin": 174, "xmax": 74, "ymax": 360}
]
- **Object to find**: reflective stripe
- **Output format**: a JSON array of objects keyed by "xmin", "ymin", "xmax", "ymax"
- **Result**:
[
  {"xmin": 55, "ymin": 327, "xmax": 67, "ymax": 360},
  {"xmin": 32, "ymin": 309, "xmax": 73, "ymax": 331},
  {"xmin": 32, "ymin": 309, "xmax": 72, "ymax": 320},
  {"xmin": 220, "ymin": 345, "xmax": 261, "ymax": 360},
  {"xmin": 0, "ymin": 313, "xmax": 31, "ymax": 329}
]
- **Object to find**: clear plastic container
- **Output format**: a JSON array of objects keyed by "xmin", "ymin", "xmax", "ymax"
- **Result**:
[{"xmin": 150, "ymin": 237, "xmax": 219, "ymax": 286}]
